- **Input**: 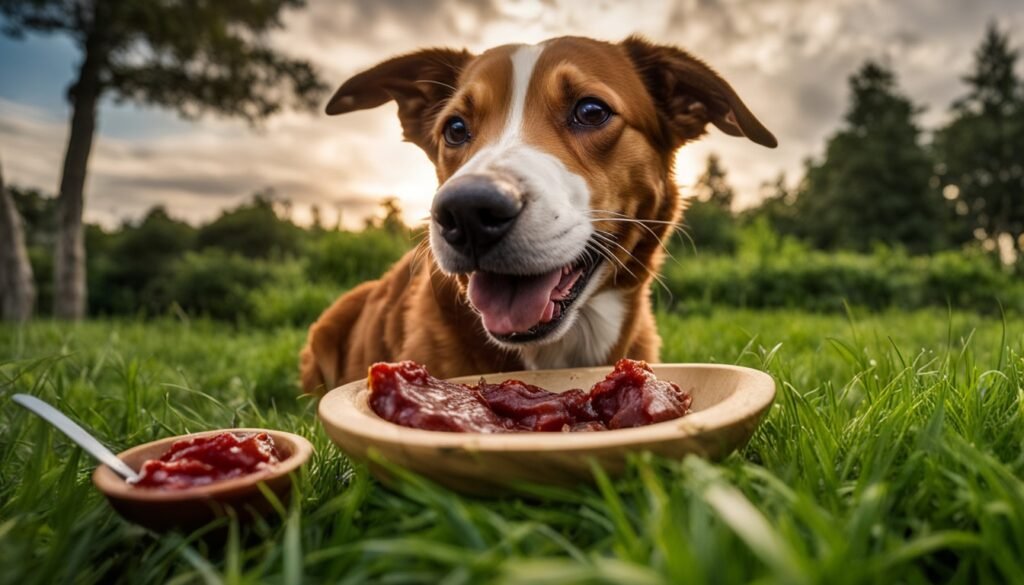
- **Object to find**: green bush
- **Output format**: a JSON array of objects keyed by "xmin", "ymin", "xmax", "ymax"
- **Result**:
[
  {"xmin": 248, "ymin": 280, "xmax": 344, "ymax": 327},
  {"xmin": 25, "ymin": 190, "xmax": 1019, "ymax": 323},
  {"xmin": 88, "ymin": 210, "xmax": 196, "ymax": 315},
  {"xmin": 679, "ymin": 199, "xmax": 738, "ymax": 254},
  {"xmin": 920, "ymin": 248, "xmax": 1014, "ymax": 308},
  {"xmin": 79, "ymin": 222, "xmax": 409, "ymax": 323},
  {"xmin": 155, "ymin": 249, "xmax": 295, "ymax": 322},
  {"xmin": 659, "ymin": 226, "xmax": 1022, "ymax": 313},
  {"xmin": 196, "ymin": 197, "xmax": 302, "ymax": 258},
  {"xmin": 305, "ymin": 228, "xmax": 410, "ymax": 288}
]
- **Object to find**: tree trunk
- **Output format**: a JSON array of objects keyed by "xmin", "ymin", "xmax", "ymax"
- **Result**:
[
  {"xmin": 0, "ymin": 161, "xmax": 36, "ymax": 322},
  {"xmin": 53, "ymin": 45, "xmax": 103, "ymax": 320}
]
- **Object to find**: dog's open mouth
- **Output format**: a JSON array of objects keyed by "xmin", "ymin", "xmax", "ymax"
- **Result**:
[{"xmin": 467, "ymin": 253, "xmax": 600, "ymax": 343}]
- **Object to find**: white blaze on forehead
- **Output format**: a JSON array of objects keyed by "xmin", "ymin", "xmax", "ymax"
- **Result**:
[
  {"xmin": 500, "ymin": 44, "xmax": 544, "ymax": 146},
  {"xmin": 452, "ymin": 43, "xmax": 544, "ymax": 176}
]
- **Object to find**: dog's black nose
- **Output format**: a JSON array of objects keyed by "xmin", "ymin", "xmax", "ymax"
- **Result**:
[{"xmin": 432, "ymin": 175, "xmax": 522, "ymax": 257}]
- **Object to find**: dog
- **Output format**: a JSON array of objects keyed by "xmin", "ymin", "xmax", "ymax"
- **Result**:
[{"xmin": 300, "ymin": 35, "xmax": 776, "ymax": 392}]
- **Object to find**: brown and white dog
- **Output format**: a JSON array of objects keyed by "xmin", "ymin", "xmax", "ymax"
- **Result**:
[{"xmin": 300, "ymin": 35, "xmax": 776, "ymax": 392}]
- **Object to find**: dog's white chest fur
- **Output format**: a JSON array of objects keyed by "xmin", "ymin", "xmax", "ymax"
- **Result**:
[{"xmin": 519, "ymin": 289, "xmax": 626, "ymax": 370}]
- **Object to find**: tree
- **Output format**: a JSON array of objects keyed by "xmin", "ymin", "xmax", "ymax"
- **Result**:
[
  {"xmin": 794, "ymin": 61, "xmax": 943, "ymax": 253},
  {"xmin": 682, "ymin": 154, "xmax": 738, "ymax": 253},
  {"xmin": 8, "ymin": 186, "xmax": 60, "ymax": 316},
  {"xmin": 9, "ymin": 186, "xmax": 58, "ymax": 247},
  {"xmin": 742, "ymin": 172, "xmax": 799, "ymax": 235},
  {"xmin": 364, "ymin": 197, "xmax": 409, "ymax": 236},
  {"xmin": 310, "ymin": 204, "xmax": 325, "ymax": 233},
  {"xmin": 0, "ymin": 0, "xmax": 327, "ymax": 319},
  {"xmin": 692, "ymin": 154, "xmax": 734, "ymax": 209},
  {"xmin": 0, "ymin": 161, "xmax": 37, "ymax": 321},
  {"xmin": 332, "ymin": 202, "xmax": 345, "ymax": 231},
  {"xmin": 934, "ymin": 22, "xmax": 1024, "ymax": 255}
]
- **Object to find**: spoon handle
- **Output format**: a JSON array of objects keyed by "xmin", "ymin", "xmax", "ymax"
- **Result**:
[{"xmin": 12, "ymin": 394, "xmax": 141, "ymax": 482}]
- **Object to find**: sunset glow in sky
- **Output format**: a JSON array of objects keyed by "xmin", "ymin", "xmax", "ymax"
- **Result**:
[{"xmin": 1, "ymin": 0, "xmax": 1022, "ymax": 229}]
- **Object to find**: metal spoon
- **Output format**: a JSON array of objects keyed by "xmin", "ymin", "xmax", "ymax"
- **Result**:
[{"xmin": 12, "ymin": 394, "xmax": 140, "ymax": 482}]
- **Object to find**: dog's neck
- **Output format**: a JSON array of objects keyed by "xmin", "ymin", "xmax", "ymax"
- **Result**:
[{"xmin": 517, "ymin": 287, "xmax": 627, "ymax": 370}]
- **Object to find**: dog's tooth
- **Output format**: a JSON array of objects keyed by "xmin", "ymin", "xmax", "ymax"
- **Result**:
[{"xmin": 540, "ymin": 300, "xmax": 556, "ymax": 323}]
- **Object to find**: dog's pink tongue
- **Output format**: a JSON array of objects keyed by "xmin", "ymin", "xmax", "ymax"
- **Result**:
[{"xmin": 468, "ymin": 269, "xmax": 563, "ymax": 335}]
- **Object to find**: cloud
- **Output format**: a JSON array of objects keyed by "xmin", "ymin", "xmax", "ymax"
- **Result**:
[
  {"xmin": 0, "ymin": 97, "xmax": 439, "ymax": 228},
  {"xmin": 1, "ymin": 0, "xmax": 1022, "ymax": 225}
]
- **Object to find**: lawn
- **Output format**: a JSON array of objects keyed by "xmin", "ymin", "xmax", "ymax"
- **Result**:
[{"xmin": 1, "ymin": 308, "xmax": 1023, "ymax": 584}]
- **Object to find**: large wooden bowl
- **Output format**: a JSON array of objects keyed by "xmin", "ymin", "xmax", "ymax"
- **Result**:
[
  {"xmin": 92, "ymin": 428, "xmax": 314, "ymax": 532},
  {"xmin": 318, "ymin": 364, "xmax": 775, "ymax": 494}
]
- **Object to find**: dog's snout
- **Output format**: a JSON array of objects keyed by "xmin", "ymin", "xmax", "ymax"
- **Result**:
[{"xmin": 432, "ymin": 175, "xmax": 522, "ymax": 257}]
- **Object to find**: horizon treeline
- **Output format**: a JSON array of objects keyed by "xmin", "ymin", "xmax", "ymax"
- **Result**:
[{"xmin": 4, "ymin": 22, "xmax": 1023, "ymax": 323}]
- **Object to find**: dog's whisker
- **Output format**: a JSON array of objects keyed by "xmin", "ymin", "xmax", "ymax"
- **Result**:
[
  {"xmin": 587, "ymin": 240, "xmax": 619, "ymax": 270},
  {"xmin": 592, "ymin": 231, "xmax": 672, "ymax": 298},
  {"xmin": 587, "ymin": 213, "xmax": 675, "ymax": 232},
  {"xmin": 670, "ymin": 224, "xmax": 698, "ymax": 257},
  {"xmin": 586, "ymin": 211, "xmax": 679, "ymax": 226},
  {"xmin": 587, "ymin": 218, "xmax": 677, "ymax": 238},
  {"xmin": 591, "ymin": 237, "xmax": 635, "ymax": 277},
  {"xmin": 409, "ymin": 238, "xmax": 433, "ymax": 275},
  {"xmin": 589, "ymin": 235, "xmax": 637, "ymax": 282},
  {"xmin": 587, "ymin": 242, "xmax": 625, "ymax": 285},
  {"xmin": 585, "ymin": 235, "xmax": 618, "ymax": 266},
  {"xmin": 593, "ymin": 220, "xmax": 677, "ymax": 262},
  {"xmin": 587, "ymin": 217, "xmax": 683, "ymax": 267},
  {"xmin": 585, "ymin": 213, "xmax": 679, "ymax": 243},
  {"xmin": 588, "ymin": 216, "xmax": 679, "ymax": 226}
]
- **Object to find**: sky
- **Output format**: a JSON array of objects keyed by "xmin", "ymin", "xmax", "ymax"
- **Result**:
[{"xmin": 1, "ymin": 0, "xmax": 1022, "ymax": 230}]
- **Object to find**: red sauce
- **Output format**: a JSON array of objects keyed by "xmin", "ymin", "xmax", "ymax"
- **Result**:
[
  {"xmin": 132, "ymin": 432, "xmax": 281, "ymax": 490},
  {"xmin": 368, "ymin": 359, "xmax": 692, "ymax": 433}
]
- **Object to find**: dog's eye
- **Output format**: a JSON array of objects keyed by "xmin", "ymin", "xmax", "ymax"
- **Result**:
[
  {"xmin": 572, "ymin": 98, "xmax": 612, "ymax": 127},
  {"xmin": 443, "ymin": 116, "xmax": 470, "ymax": 146}
]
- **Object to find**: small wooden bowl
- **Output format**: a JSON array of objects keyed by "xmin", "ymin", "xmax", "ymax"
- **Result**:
[
  {"xmin": 92, "ymin": 428, "xmax": 313, "ymax": 532},
  {"xmin": 319, "ymin": 364, "xmax": 775, "ymax": 494}
]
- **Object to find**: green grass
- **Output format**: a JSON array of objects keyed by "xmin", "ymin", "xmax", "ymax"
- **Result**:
[{"xmin": 2, "ymin": 308, "xmax": 1023, "ymax": 584}]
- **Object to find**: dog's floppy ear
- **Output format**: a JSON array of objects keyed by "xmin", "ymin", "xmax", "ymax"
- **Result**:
[
  {"xmin": 326, "ymin": 48, "xmax": 474, "ymax": 160},
  {"xmin": 621, "ymin": 36, "xmax": 777, "ymax": 149}
]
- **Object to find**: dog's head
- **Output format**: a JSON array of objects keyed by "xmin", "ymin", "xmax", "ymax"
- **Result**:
[{"xmin": 326, "ymin": 36, "xmax": 775, "ymax": 359}]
